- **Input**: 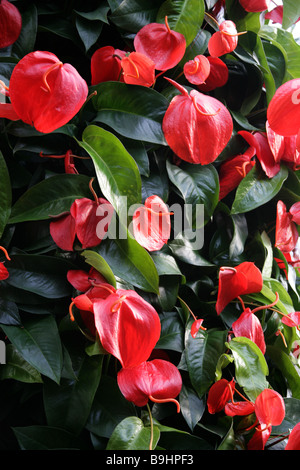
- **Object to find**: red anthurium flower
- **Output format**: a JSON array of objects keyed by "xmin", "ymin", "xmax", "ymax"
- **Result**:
[
  {"xmin": 239, "ymin": 0, "xmax": 271, "ymax": 12},
  {"xmin": 50, "ymin": 196, "xmax": 113, "ymax": 251},
  {"xmin": 0, "ymin": 246, "xmax": 10, "ymax": 281},
  {"xmin": 197, "ymin": 56, "xmax": 229, "ymax": 92},
  {"xmin": 0, "ymin": 0, "xmax": 22, "ymax": 49},
  {"xmin": 266, "ymin": 121, "xmax": 300, "ymax": 170},
  {"xmin": 40, "ymin": 149, "xmax": 79, "ymax": 174},
  {"xmin": 224, "ymin": 400, "xmax": 255, "ymax": 416},
  {"xmin": 67, "ymin": 267, "xmax": 107, "ymax": 292},
  {"xmin": 266, "ymin": 6, "xmax": 300, "ymax": 26},
  {"xmin": 232, "ymin": 308, "xmax": 266, "ymax": 354},
  {"xmin": 285, "ymin": 422, "xmax": 300, "ymax": 450},
  {"xmin": 238, "ymin": 130, "xmax": 281, "ymax": 178},
  {"xmin": 215, "ymin": 262, "xmax": 263, "ymax": 315},
  {"xmin": 207, "ymin": 378, "xmax": 235, "ymax": 414},
  {"xmin": 93, "ymin": 289, "xmax": 161, "ymax": 368},
  {"xmin": 267, "ymin": 78, "xmax": 300, "ymax": 137},
  {"xmin": 190, "ymin": 318, "xmax": 206, "ymax": 338},
  {"xmin": 134, "ymin": 16, "xmax": 186, "ymax": 71},
  {"xmin": 132, "ymin": 195, "xmax": 172, "ymax": 251},
  {"xmin": 162, "ymin": 78, "xmax": 233, "ymax": 165},
  {"xmin": 290, "ymin": 202, "xmax": 300, "ymax": 224},
  {"xmin": 0, "ymin": 51, "xmax": 88, "ymax": 133},
  {"xmin": 117, "ymin": 359, "xmax": 182, "ymax": 411},
  {"xmin": 90, "ymin": 46, "xmax": 126, "ymax": 85},
  {"xmin": 218, "ymin": 147, "xmax": 256, "ymax": 200},
  {"xmin": 183, "ymin": 55, "xmax": 210, "ymax": 85},
  {"xmin": 275, "ymin": 200, "xmax": 299, "ymax": 253},
  {"xmin": 208, "ymin": 20, "xmax": 244, "ymax": 58},
  {"xmin": 248, "ymin": 389, "xmax": 285, "ymax": 450},
  {"xmin": 281, "ymin": 311, "xmax": 300, "ymax": 330},
  {"xmin": 121, "ymin": 51, "xmax": 155, "ymax": 87}
]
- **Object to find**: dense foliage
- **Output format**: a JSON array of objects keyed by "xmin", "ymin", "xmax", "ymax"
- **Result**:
[{"xmin": 0, "ymin": 0, "xmax": 300, "ymax": 451}]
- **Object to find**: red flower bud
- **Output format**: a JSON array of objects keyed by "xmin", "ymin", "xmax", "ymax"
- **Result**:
[
  {"xmin": 132, "ymin": 195, "xmax": 172, "ymax": 251},
  {"xmin": 218, "ymin": 147, "xmax": 255, "ymax": 200},
  {"xmin": 183, "ymin": 55, "xmax": 210, "ymax": 85},
  {"xmin": 117, "ymin": 359, "xmax": 182, "ymax": 410},
  {"xmin": 232, "ymin": 308, "xmax": 266, "ymax": 354},
  {"xmin": 1, "ymin": 51, "xmax": 88, "ymax": 133},
  {"xmin": 134, "ymin": 16, "xmax": 186, "ymax": 71},
  {"xmin": 0, "ymin": 0, "xmax": 22, "ymax": 49},
  {"xmin": 207, "ymin": 378, "xmax": 235, "ymax": 414},
  {"xmin": 208, "ymin": 20, "xmax": 241, "ymax": 58},
  {"xmin": 121, "ymin": 52, "xmax": 155, "ymax": 87},
  {"xmin": 162, "ymin": 78, "xmax": 233, "ymax": 165},
  {"xmin": 90, "ymin": 46, "xmax": 126, "ymax": 85},
  {"xmin": 93, "ymin": 289, "xmax": 161, "ymax": 368}
]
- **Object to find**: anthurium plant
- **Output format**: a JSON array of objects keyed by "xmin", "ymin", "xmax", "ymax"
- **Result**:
[{"xmin": 0, "ymin": 0, "xmax": 300, "ymax": 452}]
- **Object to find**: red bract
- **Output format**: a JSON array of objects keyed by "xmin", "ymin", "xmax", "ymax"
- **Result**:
[
  {"xmin": 117, "ymin": 359, "xmax": 182, "ymax": 410},
  {"xmin": 67, "ymin": 267, "xmax": 107, "ymax": 292},
  {"xmin": 0, "ymin": 0, "xmax": 22, "ymax": 49},
  {"xmin": 218, "ymin": 147, "xmax": 255, "ymax": 200},
  {"xmin": 0, "ymin": 51, "xmax": 88, "ymax": 133},
  {"xmin": 248, "ymin": 389, "xmax": 285, "ymax": 450},
  {"xmin": 190, "ymin": 318, "xmax": 206, "ymax": 338},
  {"xmin": 224, "ymin": 401, "xmax": 255, "ymax": 416},
  {"xmin": 265, "ymin": 6, "xmax": 300, "ymax": 26},
  {"xmin": 197, "ymin": 56, "xmax": 229, "ymax": 92},
  {"xmin": 281, "ymin": 311, "xmax": 300, "ymax": 329},
  {"xmin": 121, "ymin": 52, "xmax": 155, "ymax": 87},
  {"xmin": 266, "ymin": 121, "xmax": 300, "ymax": 170},
  {"xmin": 93, "ymin": 289, "xmax": 161, "ymax": 368},
  {"xmin": 267, "ymin": 79, "xmax": 300, "ymax": 138},
  {"xmin": 275, "ymin": 200, "xmax": 299, "ymax": 253},
  {"xmin": 162, "ymin": 78, "xmax": 233, "ymax": 165},
  {"xmin": 50, "ymin": 197, "xmax": 113, "ymax": 251},
  {"xmin": 90, "ymin": 46, "xmax": 126, "ymax": 85},
  {"xmin": 238, "ymin": 130, "xmax": 281, "ymax": 178},
  {"xmin": 183, "ymin": 55, "xmax": 210, "ymax": 85},
  {"xmin": 0, "ymin": 246, "xmax": 11, "ymax": 281},
  {"xmin": 40, "ymin": 149, "xmax": 79, "ymax": 174},
  {"xmin": 215, "ymin": 262, "xmax": 263, "ymax": 315},
  {"xmin": 239, "ymin": 0, "xmax": 270, "ymax": 12},
  {"xmin": 132, "ymin": 195, "xmax": 172, "ymax": 251},
  {"xmin": 208, "ymin": 20, "xmax": 241, "ymax": 58},
  {"xmin": 232, "ymin": 308, "xmax": 266, "ymax": 354},
  {"xmin": 207, "ymin": 378, "xmax": 235, "ymax": 414},
  {"xmin": 134, "ymin": 16, "xmax": 186, "ymax": 71},
  {"xmin": 285, "ymin": 422, "xmax": 300, "ymax": 450}
]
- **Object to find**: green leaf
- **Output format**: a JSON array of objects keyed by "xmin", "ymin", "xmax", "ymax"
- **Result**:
[
  {"xmin": 185, "ymin": 322, "xmax": 228, "ymax": 398},
  {"xmin": 166, "ymin": 161, "xmax": 219, "ymax": 228},
  {"xmin": 79, "ymin": 125, "xmax": 142, "ymax": 220},
  {"xmin": 92, "ymin": 82, "xmax": 168, "ymax": 145},
  {"xmin": 254, "ymin": 36, "xmax": 276, "ymax": 104},
  {"xmin": 106, "ymin": 416, "xmax": 160, "ymax": 450},
  {"xmin": 1, "ymin": 315, "xmax": 63, "ymax": 384},
  {"xmin": 0, "ymin": 299, "xmax": 21, "ymax": 326},
  {"xmin": 226, "ymin": 337, "xmax": 269, "ymax": 401},
  {"xmin": 0, "ymin": 152, "xmax": 11, "ymax": 239},
  {"xmin": 74, "ymin": 13, "xmax": 103, "ymax": 52},
  {"xmin": 81, "ymin": 250, "xmax": 116, "ymax": 287},
  {"xmin": 179, "ymin": 384, "xmax": 205, "ymax": 431},
  {"xmin": 231, "ymin": 165, "xmax": 288, "ymax": 215},
  {"xmin": 6, "ymin": 254, "xmax": 73, "ymax": 299},
  {"xmin": 96, "ymin": 235, "xmax": 159, "ymax": 294},
  {"xmin": 9, "ymin": 174, "xmax": 92, "ymax": 224},
  {"xmin": 0, "ymin": 345, "xmax": 43, "ymax": 383},
  {"xmin": 266, "ymin": 345, "xmax": 300, "ymax": 399},
  {"xmin": 109, "ymin": 0, "xmax": 162, "ymax": 32},
  {"xmin": 11, "ymin": 3, "xmax": 37, "ymax": 58},
  {"xmin": 282, "ymin": 0, "xmax": 300, "ymax": 29},
  {"xmin": 43, "ymin": 355, "xmax": 103, "ymax": 435},
  {"xmin": 12, "ymin": 425, "xmax": 88, "ymax": 450},
  {"xmin": 157, "ymin": 0, "xmax": 205, "ymax": 47}
]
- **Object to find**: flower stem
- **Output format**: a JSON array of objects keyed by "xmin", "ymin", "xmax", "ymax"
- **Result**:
[{"xmin": 146, "ymin": 403, "xmax": 154, "ymax": 451}]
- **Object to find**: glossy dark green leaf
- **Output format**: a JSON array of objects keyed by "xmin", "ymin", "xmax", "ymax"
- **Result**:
[
  {"xmin": 9, "ymin": 174, "xmax": 92, "ymax": 224},
  {"xmin": 1, "ymin": 315, "xmax": 63, "ymax": 384},
  {"xmin": 6, "ymin": 254, "xmax": 73, "ymax": 299},
  {"xmin": 266, "ymin": 345, "xmax": 300, "ymax": 399},
  {"xmin": 156, "ymin": 312, "xmax": 184, "ymax": 352},
  {"xmin": 231, "ymin": 165, "xmax": 288, "ymax": 215},
  {"xmin": 11, "ymin": 3, "xmax": 37, "ymax": 58},
  {"xmin": 0, "ymin": 152, "xmax": 11, "ymax": 239},
  {"xmin": 166, "ymin": 161, "xmax": 219, "ymax": 228},
  {"xmin": 79, "ymin": 125, "xmax": 142, "ymax": 218},
  {"xmin": 106, "ymin": 416, "xmax": 160, "ymax": 450},
  {"xmin": 109, "ymin": 0, "xmax": 162, "ymax": 32},
  {"xmin": 282, "ymin": 0, "xmax": 300, "ymax": 29},
  {"xmin": 179, "ymin": 384, "xmax": 205, "ymax": 431},
  {"xmin": 185, "ymin": 321, "xmax": 228, "ymax": 398},
  {"xmin": 226, "ymin": 337, "xmax": 269, "ymax": 402},
  {"xmin": 0, "ymin": 345, "xmax": 43, "ymax": 383},
  {"xmin": 43, "ymin": 354, "xmax": 103, "ymax": 435},
  {"xmin": 81, "ymin": 250, "xmax": 116, "ymax": 287},
  {"xmin": 157, "ymin": 0, "xmax": 205, "ymax": 47},
  {"xmin": 0, "ymin": 299, "xmax": 21, "ymax": 326},
  {"xmin": 96, "ymin": 235, "xmax": 159, "ymax": 293},
  {"xmin": 92, "ymin": 82, "xmax": 168, "ymax": 145}
]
